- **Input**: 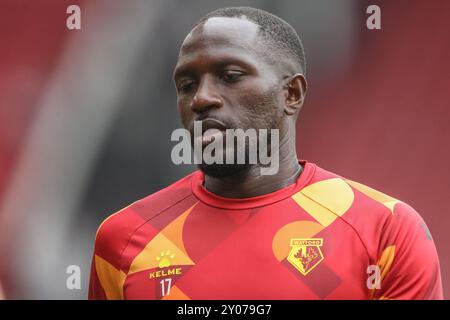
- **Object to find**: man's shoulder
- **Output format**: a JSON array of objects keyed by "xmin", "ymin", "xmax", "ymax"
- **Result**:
[
  {"xmin": 308, "ymin": 164, "xmax": 428, "ymax": 258},
  {"xmin": 308, "ymin": 164, "xmax": 415, "ymax": 219},
  {"xmin": 304, "ymin": 164, "xmax": 426, "ymax": 238},
  {"xmin": 312, "ymin": 165, "xmax": 441, "ymax": 299},
  {"xmin": 341, "ymin": 175, "xmax": 427, "ymax": 241},
  {"xmin": 93, "ymin": 171, "xmax": 200, "ymax": 260}
]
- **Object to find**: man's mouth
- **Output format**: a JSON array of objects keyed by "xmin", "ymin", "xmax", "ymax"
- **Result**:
[{"xmin": 193, "ymin": 118, "xmax": 227, "ymax": 147}]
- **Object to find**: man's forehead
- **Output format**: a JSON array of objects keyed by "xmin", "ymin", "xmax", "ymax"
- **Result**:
[{"xmin": 180, "ymin": 16, "xmax": 261, "ymax": 54}]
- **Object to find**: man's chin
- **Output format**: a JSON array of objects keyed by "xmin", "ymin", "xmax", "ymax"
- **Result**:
[{"xmin": 197, "ymin": 162, "xmax": 252, "ymax": 178}]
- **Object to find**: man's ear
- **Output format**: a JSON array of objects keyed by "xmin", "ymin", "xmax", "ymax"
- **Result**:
[{"xmin": 284, "ymin": 74, "xmax": 307, "ymax": 116}]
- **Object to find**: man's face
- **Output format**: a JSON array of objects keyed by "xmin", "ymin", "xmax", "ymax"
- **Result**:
[{"xmin": 173, "ymin": 17, "xmax": 285, "ymax": 177}]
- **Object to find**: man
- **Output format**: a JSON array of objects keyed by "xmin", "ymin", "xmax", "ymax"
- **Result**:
[{"xmin": 89, "ymin": 7, "xmax": 443, "ymax": 299}]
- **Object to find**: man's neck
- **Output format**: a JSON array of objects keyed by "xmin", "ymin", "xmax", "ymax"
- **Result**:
[{"xmin": 203, "ymin": 152, "xmax": 302, "ymax": 199}]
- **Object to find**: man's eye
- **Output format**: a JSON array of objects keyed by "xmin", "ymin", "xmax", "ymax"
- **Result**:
[
  {"xmin": 178, "ymin": 80, "xmax": 195, "ymax": 92},
  {"xmin": 220, "ymin": 71, "xmax": 244, "ymax": 83}
]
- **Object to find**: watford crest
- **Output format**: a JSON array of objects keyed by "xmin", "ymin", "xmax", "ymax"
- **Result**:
[{"xmin": 287, "ymin": 238, "xmax": 324, "ymax": 275}]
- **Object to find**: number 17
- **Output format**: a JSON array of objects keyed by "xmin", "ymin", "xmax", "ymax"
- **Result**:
[{"xmin": 160, "ymin": 278, "xmax": 172, "ymax": 296}]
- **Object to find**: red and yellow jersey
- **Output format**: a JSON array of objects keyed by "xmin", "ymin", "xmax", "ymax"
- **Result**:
[{"xmin": 88, "ymin": 160, "xmax": 443, "ymax": 300}]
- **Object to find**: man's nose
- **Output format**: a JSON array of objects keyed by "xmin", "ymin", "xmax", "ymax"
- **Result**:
[{"xmin": 190, "ymin": 76, "xmax": 222, "ymax": 113}]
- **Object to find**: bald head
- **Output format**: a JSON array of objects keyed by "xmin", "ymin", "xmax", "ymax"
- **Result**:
[
  {"xmin": 179, "ymin": 17, "xmax": 262, "ymax": 67},
  {"xmin": 191, "ymin": 7, "xmax": 307, "ymax": 76}
]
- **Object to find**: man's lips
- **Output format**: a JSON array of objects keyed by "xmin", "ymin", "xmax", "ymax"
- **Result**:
[
  {"xmin": 192, "ymin": 118, "xmax": 228, "ymax": 147},
  {"xmin": 199, "ymin": 118, "xmax": 227, "ymax": 132}
]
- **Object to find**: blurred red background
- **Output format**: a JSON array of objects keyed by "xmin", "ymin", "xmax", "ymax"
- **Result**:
[
  {"xmin": 299, "ymin": 0, "xmax": 450, "ymax": 299},
  {"xmin": 0, "ymin": 0, "xmax": 448, "ymax": 299}
]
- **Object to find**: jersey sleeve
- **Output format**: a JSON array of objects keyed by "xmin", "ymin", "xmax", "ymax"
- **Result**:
[
  {"xmin": 371, "ymin": 202, "xmax": 443, "ymax": 300},
  {"xmin": 88, "ymin": 252, "xmax": 108, "ymax": 300},
  {"xmin": 88, "ymin": 216, "xmax": 128, "ymax": 300}
]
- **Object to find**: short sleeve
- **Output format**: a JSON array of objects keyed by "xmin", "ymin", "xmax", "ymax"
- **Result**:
[
  {"xmin": 371, "ymin": 202, "xmax": 443, "ymax": 299},
  {"xmin": 88, "ymin": 219, "xmax": 127, "ymax": 300}
]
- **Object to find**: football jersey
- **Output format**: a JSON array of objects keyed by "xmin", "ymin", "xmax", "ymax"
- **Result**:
[{"xmin": 88, "ymin": 160, "xmax": 443, "ymax": 299}]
